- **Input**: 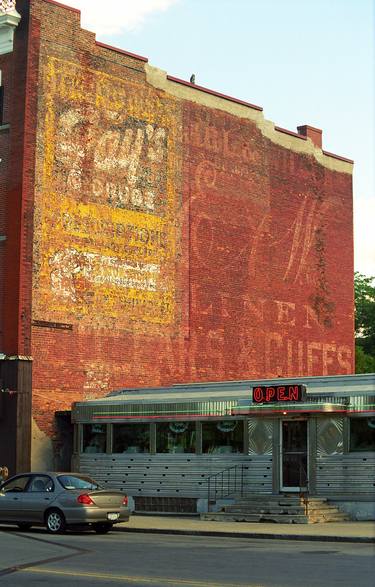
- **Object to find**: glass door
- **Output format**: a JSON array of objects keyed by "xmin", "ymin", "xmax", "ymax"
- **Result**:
[{"xmin": 281, "ymin": 420, "xmax": 308, "ymax": 491}]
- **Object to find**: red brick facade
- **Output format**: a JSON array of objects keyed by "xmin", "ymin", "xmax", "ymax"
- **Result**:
[{"xmin": 0, "ymin": 0, "xmax": 354, "ymax": 469}]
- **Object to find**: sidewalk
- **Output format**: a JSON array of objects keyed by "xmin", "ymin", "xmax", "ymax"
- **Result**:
[{"xmin": 116, "ymin": 514, "xmax": 375, "ymax": 544}]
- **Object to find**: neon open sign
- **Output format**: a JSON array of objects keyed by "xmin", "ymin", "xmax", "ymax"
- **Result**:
[{"xmin": 252, "ymin": 384, "xmax": 306, "ymax": 404}]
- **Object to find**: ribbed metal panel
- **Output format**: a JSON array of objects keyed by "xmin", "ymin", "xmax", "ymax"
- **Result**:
[
  {"xmin": 72, "ymin": 400, "xmax": 239, "ymax": 422},
  {"xmin": 95, "ymin": 373, "xmax": 375, "ymax": 398},
  {"xmin": 248, "ymin": 418, "xmax": 273, "ymax": 455},
  {"xmin": 310, "ymin": 395, "xmax": 375, "ymax": 412},
  {"xmin": 348, "ymin": 395, "xmax": 375, "ymax": 412},
  {"xmin": 77, "ymin": 453, "xmax": 273, "ymax": 498},
  {"xmin": 317, "ymin": 417, "xmax": 344, "ymax": 456},
  {"xmin": 73, "ymin": 396, "xmax": 375, "ymax": 423},
  {"xmin": 316, "ymin": 454, "xmax": 375, "ymax": 496}
]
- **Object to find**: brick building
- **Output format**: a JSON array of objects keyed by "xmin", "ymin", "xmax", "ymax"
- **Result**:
[{"xmin": 0, "ymin": 0, "xmax": 354, "ymax": 473}]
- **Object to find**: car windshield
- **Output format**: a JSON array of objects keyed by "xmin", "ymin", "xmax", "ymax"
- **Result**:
[{"xmin": 57, "ymin": 475, "xmax": 101, "ymax": 490}]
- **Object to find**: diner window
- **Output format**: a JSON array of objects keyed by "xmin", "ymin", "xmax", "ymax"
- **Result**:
[
  {"xmin": 202, "ymin": 420, "xmax": 244, "ymax": 454},
  {"xmin": 350, "ymin": 418, "xmax": 375, "ymax": 451},
  {"xmin": 156, "ymin": 421, "xmax": 196, "ymax": 453},
  {"xmin": 82, "ymin": 424, "xmax": 107, "ymax": 454},
  {"xmin": 113, "ymin": 423, "xmax": 150, "ymax": 453}
]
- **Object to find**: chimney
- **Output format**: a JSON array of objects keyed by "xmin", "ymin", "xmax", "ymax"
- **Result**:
[
  {"xmin": 0, "ymin": 1, "xmax": 21, "ymax": 55},
  {"xmin": 297, "ymin": 125, "xmax": 322, "ymax": 148}
]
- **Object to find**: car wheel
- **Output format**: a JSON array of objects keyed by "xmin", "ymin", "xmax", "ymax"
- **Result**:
[
  {"xmin": 17, "ymin": 523, "xmax": 32, "ymax": 531},
  {"xmin": 93, "ymin": 522, "xmax": 113, "ymax": 534},
  {"xmin": 45, "ymin": 509, "xmax": 66, "ymax": 534}
]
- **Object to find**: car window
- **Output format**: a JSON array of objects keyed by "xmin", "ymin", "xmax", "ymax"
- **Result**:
[
  {"xmin": 28, "ymin": 475, "xmax": 54, "ymax": 493},
  {"xmin": 57, "ymin": 475, "xmax": 100, "ymax": 490},
  {"xmin": 1, "ymin": 475, "xmax": 31, "ymax": 493}
]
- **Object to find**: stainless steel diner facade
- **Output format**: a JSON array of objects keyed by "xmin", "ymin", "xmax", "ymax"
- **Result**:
[{"xmin": 71, "ymin": 374, "xmax": 375, "ymax": 519}]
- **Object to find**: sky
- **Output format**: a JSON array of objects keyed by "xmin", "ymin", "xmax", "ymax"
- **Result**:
[{"xmin": 63, "ymin": 0, "xmax": 374, "ymax": 277}]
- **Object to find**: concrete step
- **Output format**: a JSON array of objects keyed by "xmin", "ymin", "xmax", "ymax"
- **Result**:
[
  {"xmin": 233, "ymin": 500, "xmax": 306, "ymax": 507},
  {"xmin": 234, "ymin": 498, "xmax": 328, "ymax": 506},
  {"xmin": 308, "ymin": 513, "xmax": 350, "ymax": 523},
  {"xmin": 236, "ymin": 497, "xmax": 308, "ymax": 502},
  {"xmin": 234, "ymin": 495, "xmax": 325, "ymax": 500},
  {"xmin": 201, "ymin": 512, "xmax": 309, "ymax": 524},
  {"xmin": 306, "ymin": 505, "xmax": 342, "ymax": 513},
  {"xmin": 224, "ymin": 506, "xmax": 306, "ymax": 515},
  {"xmin": 204, "ymin": 495, "xmax": 352, "ymax": 524}
]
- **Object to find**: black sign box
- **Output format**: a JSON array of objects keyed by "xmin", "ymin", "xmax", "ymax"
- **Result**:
[{"xmin": 252, "ymin": 384, "xmax": 306, "ymax": 404}]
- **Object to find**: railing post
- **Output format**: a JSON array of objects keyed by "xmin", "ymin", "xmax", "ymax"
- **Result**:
[
  {"xmin": 205, "ymin": 465, "xmax": 246, "ymax": 511},
  {"xmin": 299, "ymin": 461, "xmax": 309, "ymax": 517},
  {"xmin": 305, "ymin": 464, "xmax": 309, "ymax": 517},
  {"xmin": 207, "ymin": 477, "xmax": 211, "ymax": 512}
]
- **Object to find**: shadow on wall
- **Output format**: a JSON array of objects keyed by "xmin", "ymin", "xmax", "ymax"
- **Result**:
[
  {"xmin": 31, "ymin": 418, "xmax": 55, "ymax": 471},
  {"xmin": 54, "ymin": 411, "xmax": 73, "ymax": 471}
]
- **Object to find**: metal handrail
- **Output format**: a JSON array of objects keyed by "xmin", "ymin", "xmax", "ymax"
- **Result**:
[
  {"xmin": 299, "ymin": 461, "xmax": 309, "ymax": 516},
  {"xmin": 206, "ymin": 465, "xmax": 245, "ymax": 511}
]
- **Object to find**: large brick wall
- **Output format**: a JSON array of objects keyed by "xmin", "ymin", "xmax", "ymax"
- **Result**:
[
  {"xmin": 2, "ymin": 0, "xmax": 354, "ymax": 461},
  {"xmin": 184, "ymin": 103, "xmax": 353, "ymax": 383}
]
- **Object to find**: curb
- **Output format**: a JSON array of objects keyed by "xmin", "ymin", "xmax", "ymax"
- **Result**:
[{"xmin": 115, "ymin": 526, "xmax": 375, "ymax": 544}]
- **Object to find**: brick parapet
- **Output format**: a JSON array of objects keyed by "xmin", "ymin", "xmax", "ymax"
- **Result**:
[
  {"xmin": 42, "ymin": 0, "xmax": 80, "ymax": 13},
  {"xmin": 25, "ymin": 0, "xmax": 354, "ymax": 170},
  {"xmin": 167, "ymin": 74, "xmax": 263, "ymax": 111},
  {"xmin": 147, "ymin": 66, "xmax": 353, "ymax": 171},
  {"xmin": 27, "ymin": 0, "xmax": 354, "ymax": 169}
]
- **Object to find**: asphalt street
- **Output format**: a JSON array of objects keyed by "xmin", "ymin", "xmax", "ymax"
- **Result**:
[{"xmin": 0, "ymin": 527, "xmax": 374, "ymax": 587}]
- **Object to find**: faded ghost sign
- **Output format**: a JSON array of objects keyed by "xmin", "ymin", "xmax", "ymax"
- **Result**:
[{"xmin": 34, "ymin": 57, "xmax": 182, "ymax": 330}]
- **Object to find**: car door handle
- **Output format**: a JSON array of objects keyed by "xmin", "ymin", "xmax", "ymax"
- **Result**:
[
  {"xmin": 12, "ymin": 497, "xmax": 19, "ymax": 500},
  {"xmin": 44, "ymin": 497, "xmax": 51, "ymax": 501}
]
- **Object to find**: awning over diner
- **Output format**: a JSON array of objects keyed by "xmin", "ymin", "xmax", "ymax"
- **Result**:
[{"xmin": 232, "ymin": 402, "xmax": 348, "ymax": 416}]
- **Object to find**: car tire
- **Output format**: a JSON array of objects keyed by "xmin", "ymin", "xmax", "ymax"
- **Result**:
[
  {"xmin": 17, "ymin": 523, "xmax": 32, "ymax": 531},
  {"xmin": 45, "ymin": 509, "xmax": 66, "ymax": 534},
  {"xmin": 93, "ymin": 522, "xmax": 113, "ymax": 534}
]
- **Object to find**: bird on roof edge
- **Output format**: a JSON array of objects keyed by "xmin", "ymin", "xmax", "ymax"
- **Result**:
[{"xmin": 190, "ymin": 74, "xmax": 196, "ymax": 84}]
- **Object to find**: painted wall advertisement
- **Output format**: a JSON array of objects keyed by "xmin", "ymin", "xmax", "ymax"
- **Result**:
[{"xmin": 34, "ymin": 57, "xmax": 182, "ymax": 331}]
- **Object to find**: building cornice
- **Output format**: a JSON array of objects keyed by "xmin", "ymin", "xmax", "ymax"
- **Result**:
[{"xmin": 0, "ymin": 2, "xmax": 21, "ymax": 55}]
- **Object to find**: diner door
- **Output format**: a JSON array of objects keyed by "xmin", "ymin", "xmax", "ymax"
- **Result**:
[{"xmin": 281, "ymin": 420, "xmax": 308, "ymax": 491}]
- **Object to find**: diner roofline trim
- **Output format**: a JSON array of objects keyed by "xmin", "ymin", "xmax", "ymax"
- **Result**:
[
  {"xmin": 82, "ymin": 374, "xmax": 375, "ymax": 405},
  {"xmin": 86, "ymin": 408, "xmax": 375, "ymax": 421}
]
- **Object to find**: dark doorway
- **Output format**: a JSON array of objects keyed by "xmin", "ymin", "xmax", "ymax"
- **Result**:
[
  {"xmin": 54, "ymin": 411, "xmax": 73, "ymax": 471},
  {"xmin": 281, "ymin": 420, "xmax": 308, "ymax": 490}
]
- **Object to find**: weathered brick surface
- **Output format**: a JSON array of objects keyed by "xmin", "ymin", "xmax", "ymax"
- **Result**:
[
  {"xmin": 0, "ymin": 0, "xmax": 36, "ymax": 356},
  {"xmin": 2, "ymin": 0, "xmax": 354, "ymax": 444},
  {"xmin": 0, "ymin": 125, "xmax": 10, "ymax": 351},
  {"xmin": 184, "ymin": 105, "xmax": 353, "ymax": 383}
]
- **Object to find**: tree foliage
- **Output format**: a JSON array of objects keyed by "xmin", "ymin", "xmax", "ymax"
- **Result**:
[
  {"xmin": 354, "ymin": 272, "xmax": 375, "ymax": 373},
  {"xmin": 355, "ymin": 345, "xmax": 375, "ymax": 374}
]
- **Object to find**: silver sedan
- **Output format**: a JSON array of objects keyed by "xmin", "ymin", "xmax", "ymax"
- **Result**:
[{"xmin": 0, "ymin": 472, "xmax": 130, "ymax": 534}]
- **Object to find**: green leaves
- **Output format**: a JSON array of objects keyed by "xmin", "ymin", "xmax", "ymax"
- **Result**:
[{"xmin": 354, "ymin": 272, "xmax": 375, "ymax": 372}]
